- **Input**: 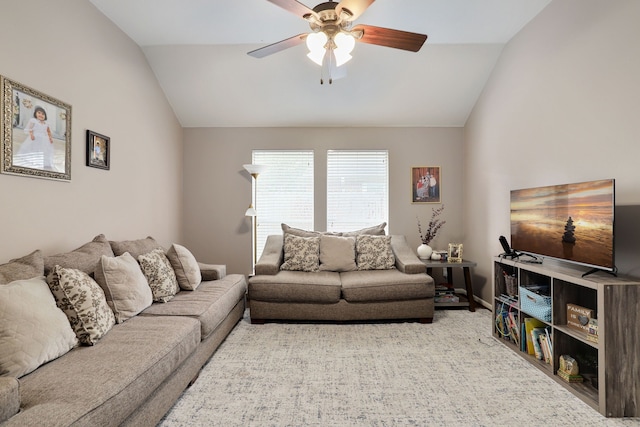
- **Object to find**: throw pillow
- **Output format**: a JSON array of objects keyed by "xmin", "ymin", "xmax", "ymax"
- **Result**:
[
  {"xmin": 280, "ymin": 234, "xmax": 320, "ymax": 272},
  {"xmin": 94, "ymin": 252, "xmax": 153, "ymax": 323},
  {"xmin": 355, "ymin": 235, "xmax": 396, "ymax": 270},
  {"xmin": 166, "ymin": 244, "xmax": 202, "ymax": 291},
  {"xmin": 0, "ymin": 277, "xmax": 78, "ymax": 378},
  {"xmin": 0, "ymin": 250, "xmax": 44, "ymax": 285},
  {"xmin": 48, "ymin": 266, "xmax": 115, "ymax": 345},
  {"xmin": 138, "ymin": 249, "xmax": 180, "ymax": 302},
  {"xmin": 43, "ymin": 234, "xmax": 114, "ymax": 277},
  {"xmin": 281, "ymin": 223, "xmax": 320, "ymax": 238},
  {"xmin": 341, "ymin": 222, "xmax": 387, "ymax": 237},
  {"xmin": 319, "ymin": 235, "xmax": 357, "ymax": 272},
  {"xmin": 110, "ymin": 236, "xmax": 163, "ymax": 259}
]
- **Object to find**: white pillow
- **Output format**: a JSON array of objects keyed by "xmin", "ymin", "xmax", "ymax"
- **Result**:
[
  {"xmin": 94, "ymin": 252, "xmax": 153, "ymax": 323},
  {"xmin": 0, "ymin": 277, "xmax": 78, "ymax": 378}
]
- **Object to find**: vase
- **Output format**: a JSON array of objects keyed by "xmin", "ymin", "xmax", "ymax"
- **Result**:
[{"xmin": 417, "ymin": 244, "xmax": 433, "ymax": 260}]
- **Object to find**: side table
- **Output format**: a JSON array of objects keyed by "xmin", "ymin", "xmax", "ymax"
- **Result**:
[{"xmin": 421, "ymin": 259, "xmax": 477, "ymax": 312}]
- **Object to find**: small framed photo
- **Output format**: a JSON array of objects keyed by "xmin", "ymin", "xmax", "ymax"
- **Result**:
[
  {"xmin": 448, "ymin": 243, "xmax": 463, "ymax": 263},
  {"xmin": 1, "ymin": 75, "xmax": 72, "ymax": 181},
  {"xmin": 86, "ymin": 130, "xmax": 110, "ymax": 170},
  {"xmin": 411, "ymin": 166, "xmax": 441, "ymax": 203}
]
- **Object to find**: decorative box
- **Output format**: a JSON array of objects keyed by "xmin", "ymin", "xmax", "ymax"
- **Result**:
[
  {"xmin": 519, "ymin": 286, "xmax": 551, "ymax": 322},
  {"xmin": 567, "ymin": 303, "xmax": 594, "ymax": 333}
]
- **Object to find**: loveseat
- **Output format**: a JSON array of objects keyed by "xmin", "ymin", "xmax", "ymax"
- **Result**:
[
  {"xmin": 248, "ymin": 224, "xmax": 435, "ymax": 323},
  {"xmin": 0, "ymin": 235, "xmax": 247, "ymax": 427}
]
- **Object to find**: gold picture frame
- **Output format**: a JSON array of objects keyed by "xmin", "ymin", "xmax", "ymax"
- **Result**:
[
  {"xmin": 1, "ymin": 75, "xmax": 72, "ymax": 181},
  {"xmin": 411, "ymin": 166, "xmax": 441, "ymax": 203},
  {"xmin": 448, "ymin": 243, "xmax": 463, "ymax": 262}
]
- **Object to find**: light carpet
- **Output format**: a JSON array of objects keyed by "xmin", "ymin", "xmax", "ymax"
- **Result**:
[{"xmin": 159, "ymin": 309, "xmax": 639, "ymax": 426}]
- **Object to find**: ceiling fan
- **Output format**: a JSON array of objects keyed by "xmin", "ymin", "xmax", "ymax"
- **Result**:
[{"xmin": 248, "ymin": 0, "xmax": 428, "ymax": 84}]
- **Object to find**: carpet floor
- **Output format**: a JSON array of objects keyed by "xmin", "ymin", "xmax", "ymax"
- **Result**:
[{"xmin": 159, "ymin": 309, "xmax": 640, "ymax": 426}]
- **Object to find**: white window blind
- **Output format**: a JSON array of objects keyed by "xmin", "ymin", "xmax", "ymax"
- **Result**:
[
  {"xmin": 327, "ymin": 150, "xmax": 389, "ymax": 233},
  {"xmin": 252, "ymin": 150, "xmax": 314, "ymax": 260}
]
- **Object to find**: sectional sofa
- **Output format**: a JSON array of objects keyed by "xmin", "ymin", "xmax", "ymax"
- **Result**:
[{"xmin": 0, "ymin": 235, "xmax": 247, "ymax": 427}]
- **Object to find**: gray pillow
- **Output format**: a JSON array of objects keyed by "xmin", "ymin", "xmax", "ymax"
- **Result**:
[
  {"xmin": 319, "ymin": 235, "xmax": 357, "ymax": 272},
  {"xmin": 355, "ymin": 235, "xmax": 395, "ymax": 270},
  {"xmin": 0, "ymin": 277, "xmax": 78, "ymax": 378},
  {"xmin": 166, "ymin": 244, "xmax": 202, "ymax": 290},
  {"xmin": 341, "ymin": 222, "xmax": 387, "ymax": 237},
  {"xmin": 0, "ymin": 250, "xmax": 44, "ymax": 285},
  {"xmin": 110, "ymin": 236, "xmax": 163, "ymax": 259},
  {"xmin": 280, "ymin": 234, "xmax": 320, "ymax": 272},
  {"xmin": 281, "ymin": 223, "xmax": 320, "ymax": 238},
  {"xmin": 138, "ymin": 249, "xmax": 180, "ymax": 303},
  {"xmin": 47, "ymin": 266, "xmax": 116, "ymax": 346},
  {"xmin": 94, "ymin": 252, "xmax": 153, "ymax": 323},
  {"xmin": 44, "ymin": 234, "xmax": 114, "ymax": 277}
]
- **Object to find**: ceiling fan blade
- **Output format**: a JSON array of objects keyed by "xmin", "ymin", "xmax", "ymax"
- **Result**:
[
  {"xmin": 336, "ymin": 0, "xmax": 375, "ymax": 21},
  {"xmin": 352, "ymin": 24, "xmax": 427, "ymax": 52},
  {"xmin": 248, "ymin": 33, "xmax": 308, "ymax": 58},
  {"xmin": 266, "ymin": 0, "xmax": 318, "ymax": 20}
]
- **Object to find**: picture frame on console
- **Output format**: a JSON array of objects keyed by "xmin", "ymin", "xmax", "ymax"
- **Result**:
[
  {"xmin": 86, "ymin": 130, "xmax": 110, "ymax": 170},
  {"xmin": 0, "ymin": 75, "xmax": 72, "ymax": 181},
  {"xmin": 411, "ymin": 166, "xmax": 441, "ymax": 203},
  {"xmin": 448, "ymin": 243, "xmax": 463, "ymax": 262}
]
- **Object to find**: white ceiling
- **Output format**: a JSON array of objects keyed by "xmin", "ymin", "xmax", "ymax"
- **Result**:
[{"xmin": 89, "ymin": 0, "xmax": 551, "ymax": 127}]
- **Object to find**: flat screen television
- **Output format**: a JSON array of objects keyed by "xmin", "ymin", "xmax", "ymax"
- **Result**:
[{"xmin": 510, "ymin": 179, "xmax": 615, "ymax": 273}]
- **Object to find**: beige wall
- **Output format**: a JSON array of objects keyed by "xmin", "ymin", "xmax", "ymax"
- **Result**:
[
  {"xmin": 0, "ymin": 0, "xmax": 183, "ymax": 262},
  {"xmin": 183, "ymin": 127, "xmax": 464, "ymax": 276},
  {"xmin": 464, "ymin": 0, "xmax": 640, "ymax": 304}
]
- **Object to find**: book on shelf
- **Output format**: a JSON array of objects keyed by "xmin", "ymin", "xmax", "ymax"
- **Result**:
[{"xmin": 524, "ymin": 317, "xmax": 546, "ymax": 356}]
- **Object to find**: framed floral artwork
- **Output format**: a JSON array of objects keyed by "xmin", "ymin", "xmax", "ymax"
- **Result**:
[
  {"xmin": 0, "ymin": 75, "xmax": 72, "ymax": 181},
  {"xmin": 411, "ymin": 166, "xmax": 441, "ymax": 203}
]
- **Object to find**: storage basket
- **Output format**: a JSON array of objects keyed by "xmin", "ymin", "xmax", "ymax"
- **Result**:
[
  {"xmin": 519, "ymin": 286, "xmax": 551, "ymax": 322},
  {"xmin": 505, "ymin": 275, "xmax": 518, "ymax": 297}
]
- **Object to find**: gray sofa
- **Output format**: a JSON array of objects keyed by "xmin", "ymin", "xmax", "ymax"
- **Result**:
[
  {"xmin": 0, "ymin": 235, "xmax": 247, "ymax": 427},
  {"xmin": 249, "ymin": 234, "xmax": 435, "ymax": 323}
]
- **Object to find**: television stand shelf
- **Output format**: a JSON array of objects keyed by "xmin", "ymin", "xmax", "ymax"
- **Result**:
[{"xmin": 493, "ymin": 257, "xmax": 640, "ymax": 417}]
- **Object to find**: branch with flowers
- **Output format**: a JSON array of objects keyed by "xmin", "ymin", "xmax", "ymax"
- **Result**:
[{"xmin": 417, "ymin": 205, "xmax": 446, "ymax": 245}]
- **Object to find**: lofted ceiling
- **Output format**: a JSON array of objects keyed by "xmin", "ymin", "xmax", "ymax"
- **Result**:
[{"xmin": 89, "ymin": 0, "xmax": 551, "ymax": 127}]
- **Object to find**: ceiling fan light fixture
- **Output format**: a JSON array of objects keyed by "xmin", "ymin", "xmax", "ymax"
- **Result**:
[{"xmin": 306, "ymin": 31, "xmax": 327, "ymax": 54}]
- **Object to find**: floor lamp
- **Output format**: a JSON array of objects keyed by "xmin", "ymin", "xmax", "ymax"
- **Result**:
[{"xmin": 244, "ymin": 164, "xmax": 266, "ymax": 274}]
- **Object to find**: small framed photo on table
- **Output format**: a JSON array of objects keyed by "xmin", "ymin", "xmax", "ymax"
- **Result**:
[
  {"xmin": 448, "ymin": 243, "xmax": 463, "ymax": 263},
  {"xmin": 86, "ymin": 130, "xmax": 110, "ymax": 170}
]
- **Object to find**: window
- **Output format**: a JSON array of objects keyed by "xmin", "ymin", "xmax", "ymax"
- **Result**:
[
  {"xmin": 252, "ymin": 150, "xmax": 314, "ymax": 260},
  {"xmin": 326, "ymin": 150, "xmax": 389, "ymax": 232}
]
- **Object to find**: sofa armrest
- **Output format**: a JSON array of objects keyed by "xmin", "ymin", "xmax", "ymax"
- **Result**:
[
  {"xmin": 0, "ymin": 377, "xmax": 20, "ymax": 423},
  {"xmin": 254, "ymin": 235, "xmax": 284, "ymax": 276},
  {"xmin": 198, "ymin": 262, "xmax": 226, "ymax": 280},
  {"xmin": 391, "ymin": 235, "xmax": 426, "ymax": 274}
]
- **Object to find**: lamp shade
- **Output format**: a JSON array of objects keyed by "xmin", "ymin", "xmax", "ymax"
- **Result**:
[
  {"xmin": 245, "ymin": 206, "xmax": 257, "ymax": 217},
  {"xmin": 243, "ymin": 164, "xmax": 267, "ymax": 176}
]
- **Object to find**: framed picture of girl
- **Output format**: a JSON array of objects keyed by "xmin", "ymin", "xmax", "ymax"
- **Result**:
[
  {"xmin": 411, "ymin": 166, "xmax": 441, "ymax": 203},
  {"xmin": 86, "ymin": 130, "xmax": 110, "ymax": 170},
  {"xmin": 0, "ymin": 75, "xmax": 72, "ymax": 181}
]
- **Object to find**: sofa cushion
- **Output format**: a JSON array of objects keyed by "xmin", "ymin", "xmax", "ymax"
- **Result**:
[
  {"xmin": 280, "ymin": 234, "xmax": 320, "ymax": 272},
  {"xmin": 167, "ymin": 244, "xmax": 202, "ymax": 290},
  {"xmin": 319, "ymin": 235, "xmax": 357, "ymax": 272},
  {"xmin": 110, "ymin": 236, "xmax": 163, "ymax": 259},
  {"xmin": 340, "ymin": 269, "xmax": 435, "ymax": 302},
  {"xmin": 48, "ymin": 266, "xmax": 116, "ymax": 345},
  {"xmin": 141, "ymin": 274, "xmax": 247, "ymax": 339},
  {"xmin": 0, "ymin": 277, "xmax": 78, "ymax": 378},
  {"xmin": 94, "ymin": 252, "xmax": 153, "ymax": 323},
  {"xmin": 44, "ymin": 234, "xmax": 114, "ymax": 277},
  {"xmin": 356, "ymin": 235, "xmax": 395, "ymax": 270},
  {"xmin": 138, "ymin": 249, "xmax": 180, "ymax": 303},
  {"xmin": 341, "ymin": 222, "xmax": 387, "ymax": 236},
  {"xmin": 249, "ymin": 271, "xmax": 342, "ymax": 303},
  {"xmin": 0, "ymin": 250, "xmax": 44, "ymax": 285},
  {"xmin": 11, "ymin": 315, "xmax": 200, "ymax": 426},
  {"xmin": 281, "ymin": 223, "xmax": 320, "ymax": 238}
]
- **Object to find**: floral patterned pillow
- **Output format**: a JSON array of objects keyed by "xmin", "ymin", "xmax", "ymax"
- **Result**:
[
  {"xmin": 355, "ymin": 235, "xmax": 396, "ymax": 270},
  {"xmin": 280, "ymin": 234, "xmax": 320, "ymax": 272},
  {"xmin": 48, "ymin": 266, "xmax": 116, "ymax": 345},
  {"xmin": 138, "ymin": 249, "xmax": 180, "ymax": 302}
]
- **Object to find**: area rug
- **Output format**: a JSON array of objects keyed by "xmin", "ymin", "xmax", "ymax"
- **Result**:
[{"xmin": 159, "ymin": 309, "xmax": 638, "ymax": 426}]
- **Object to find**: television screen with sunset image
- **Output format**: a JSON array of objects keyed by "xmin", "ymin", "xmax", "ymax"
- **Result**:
[{"xmin": 510, "ymin": 179, "xmax": 615, "ymax": 271}]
